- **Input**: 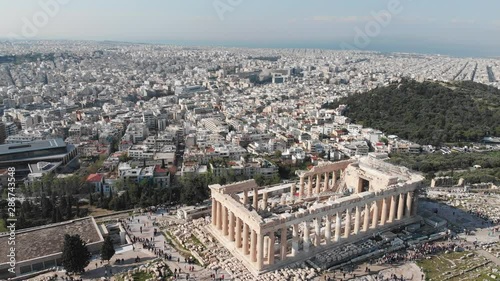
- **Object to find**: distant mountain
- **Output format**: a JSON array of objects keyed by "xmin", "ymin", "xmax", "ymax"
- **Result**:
[{"xmin": 326, "ymin": 79, "xmax": 500, "ymax": 146}]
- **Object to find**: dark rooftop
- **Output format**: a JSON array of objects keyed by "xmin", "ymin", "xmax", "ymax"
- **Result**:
[
  {"xmin": 0, "ymin": 217, "xmax": 102, "ymax": 264},
  {"xmin": 0, "ymin": 139, "xmax": 67, "ymax": 155}
]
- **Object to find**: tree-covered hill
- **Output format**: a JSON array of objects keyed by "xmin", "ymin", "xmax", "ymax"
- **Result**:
[{"xmin": 326, "ymin": 79, "xmax": 500, "ymax": 146}]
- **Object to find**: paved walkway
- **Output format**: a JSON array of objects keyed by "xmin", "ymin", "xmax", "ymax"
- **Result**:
[
  {"xmin": 28, "ymin": 210, "xmax": 230, "ymax": 281},
  {"xmin": 477, "ymin": 249, "xmax": 500, "ymax": 267},
  {"xmin": 321, "ymin": 262, "xmax": 424, "ymax": 281},
  {"xmin": 123, "ymin": 210, "xmax": 230, "ymax": 280},
  {"xmin": 421, "ymin": 200, "xmax": 500, "ymax": 268},
  {"xmin": 27, "ymin": 249, "xmax": 158, "ymax": 281},
  {"xmin": 82, "ymin": 249, "xmax": 157, "ymax": 280}
]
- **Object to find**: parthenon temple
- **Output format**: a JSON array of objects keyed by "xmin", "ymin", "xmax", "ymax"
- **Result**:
[{"xmin": 208, "ymin": 156, "xmax": 424, "ymax": 275}]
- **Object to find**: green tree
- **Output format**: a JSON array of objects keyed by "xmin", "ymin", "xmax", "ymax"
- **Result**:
[
  {"xmin": 66, "ymin": 195, "xmax": 73, "ymax": 220},
  {"xmin": 114, "ymin": 178, "xmax": 125, "ymax": 191},
  {"xmin": 269, "ymin": 174, "xmax": 281, "ymax": 185},
  {"xmin": 61, "ymin": 234, "xmax": 91, "ymax": 274},
  {"xmin": 274, "ymin": 150, "xmax": 282, "ymax": 158},
  {"xmin": 119, "ymin": 153, "xmax": 131, "ymax": 163},
  {"xmin": 75, "ymin": 201, "xmax": 80, "ymax": 218},
  {"xmin": 178, "ymin": 173, "xmax": 210, "ymax": 205},
  {"xmin": 253, "ymin": 174, "xmax": 265, "ymax": 186},
  {"xmin": 327, "ymin": 79, "xmax": 500, "ymax": 145},
  {"xmin": 100, "ymin": 236, "xmax": 116, "ymax": 262},
  {"xmin": 84, "ymin": 182, "xmax": 94, "ymax": 206}
]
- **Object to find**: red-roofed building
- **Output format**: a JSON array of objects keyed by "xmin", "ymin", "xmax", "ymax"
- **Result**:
[
  {"xmin": 333, "ymin": 130, "xmax": 346, "ymax": 137},
  {"xmin": 86, "ymin": 173, "xmax": 109, "ymax": 194},
  {"xmin": 153, "ymin": 165, "xmax": 170, "ymax": 188},
  {"xmin": 154, "ymin": 165, "xmax": 167, "ymax": 174},
  {"xmin": 86, "ymin": 173, "xmax": 103, "ymax": 182}
]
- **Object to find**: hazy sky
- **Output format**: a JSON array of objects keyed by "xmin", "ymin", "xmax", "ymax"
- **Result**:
[{"xmin": 2, "ymin": 0, "xmax": 500, "ymax": 56}]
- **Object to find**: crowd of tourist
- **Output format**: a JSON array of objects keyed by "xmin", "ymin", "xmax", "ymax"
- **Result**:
[
  {"xmin": 466, "ymin": 209, "xmax": 500, "ymax": 225},
  {"xmin": 121, "ymin": 212, "xmax": 205, "ymax": 280},
  {"xmin": 375, "ymin": 242, "xmax": 459, "ymax": 265}
]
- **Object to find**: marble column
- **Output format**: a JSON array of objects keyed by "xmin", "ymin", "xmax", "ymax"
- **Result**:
[
  {"xmin": 314, "ymin": 218, "xmax": 321, "ymax": 246},
  {"xmin": 380, "ymin": 198, "xmax": 388, "ymax": 226},
  {"xmin": 354, "ymin": 206, "xmax": 361, "ymax": 235},
  {"xmin": 229, "ymin": 212, "xmax": 235, "ymax": 241},
  {"xmin": 315, "ymin": 173, "xmax": 321, "ymax": 195},
  {"xmin": 406, "ymin": 192, "xmax": 413, "ymax": 218},
  {"xmin": 262, "ymin": 191, "xmax": 268, "ymax": 210},
  {"xmin": 236, "ymin": 217, "xmax": 242, "ymax": 248},
  {"xmin": 299, "ymin": 176, "xmax": 305, "ymax": 199},
  {"xmin": 263, "ymin": 237, "xmax": 268, "ymax": 260},
  {"xmin": 325, "ymin": 215, "xmax": 332, "ymax": 244},
  {"xmin": 332, "ymin": 171, "xmax": 337, "ymax": 187},
  {"xmin": 371, "ymin": 201, "xmax": 379, "ymax": 229},
  {"xmin": 280, "ymin": 227, "xmax": 287, "ymax": 260},
  {"xmin": 290, "ymin": 184, "xmax": 295, "ymax": 201},
  {"xmin": 223, "ymin": 207, "xmax": 229, "ymax": 236},
  {"xmin": 280, "ymin": 194, "xmax": 286, "ymax": 205},
  {"xmin": 251, "ymin": 229, "xmax": 257, "ymax": 262},
  {"xmin": 217, "ymin": 201, "xmax": 222, "ymax": 230},
  {"xmin": 412, "ymin": 192, "xmax": 418, "ymax": 216},
  {"xmin": 388, "ymin": 195, "xmax": 397, "ymax": 223},
  {"xmin": 397, "ymin": 193, "xmax": 405, "ymax": 220},
  {"xmin": 243, "ymin": 190, "xmax": 248, "ymax": 205},
  {"xmin": 292, "ymin": 224, "xmax": 299, "ymax": 256},
  {"xmin": 363, "ymin": 203, "xmax": 370, "ymax": 232},
  {"xmin": 344, "ymin": 209, "xmax": 351, "ymax": 238},
  {"xmin": 307, "ymin": 175, "xmax": 313, "ymax": 196},
  {"xmin": 303, "ymin": 221, "xmax": 310, "ymax": 252},
  {"xmin": 324, "ymin": 172, "xmax": 329, "ymax": 191},
  {"xmin": 268, "ymin": 231, "xmax": 275, "ymax": 265},
  {"xmin": 335, "ymin": 212, "xmax": 341, "ymax": 242},
  {"xmin": 257, "ymin": 233, "xmax": 264, "ymax": 270},
  {"xmin": 211, "ymin": 198, "xmax": 217, "ymax": 226},
  {"xmin": 253, "ymin": 188, "xmax": 259, "ymax": 211},
  {"xmin": 243, "ymin": 223, "xmax": 249, "ymax": 255}
]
